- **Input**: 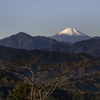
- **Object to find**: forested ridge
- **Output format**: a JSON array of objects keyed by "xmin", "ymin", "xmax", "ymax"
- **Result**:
[{"xmin": 0, "ymin": 46, "xmax": 100, "ymax": 99}]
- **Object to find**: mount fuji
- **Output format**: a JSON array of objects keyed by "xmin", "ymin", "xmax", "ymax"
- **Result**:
[{"xmin": 49, "ymin": 28, "xmax": 91, "ymax": 42}]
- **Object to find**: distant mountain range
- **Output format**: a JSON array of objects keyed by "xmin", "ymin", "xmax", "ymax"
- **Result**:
[
  {"xmin": 0, "ymin": 30, "xmax": 100, "ymax": 56},
  {"xmin": 43, "ymin": 38, "xmax": 100, "ymax": 56},
  {"xmin": 0, "ymin": 32, "xmax": 58, "ymax": 50},
  {"xmin": 49, "ymin": 28, "xmax": 91, "ymax": 42},
  {"xmin": 0, "ymin": 29, "xmax": 100, "ymax": 99}
]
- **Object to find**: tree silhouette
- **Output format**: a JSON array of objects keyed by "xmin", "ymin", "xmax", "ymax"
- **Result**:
[{"xmin": 0, "ymin": 55, "xmax": 100, "ymax": 100}]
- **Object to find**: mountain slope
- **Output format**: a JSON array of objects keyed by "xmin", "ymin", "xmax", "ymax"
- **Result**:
[
  {"xmin": 0, "ymin": 46, "xmax": 100, "ymax": 93},
  {"xmin": 0, "ymin": 32, "xmax": 58, "ymax": 50},
  {"xmin": 72, "ymin": 38, "xmax": 100, "ymax": 56},
  {"xmin": 0, "ymin": 45, "xmax": 94, "ymax": 62},
  {"xmin": 42, "ymin": 38, "xmax": 100, "ymax": 56},
  {"xmin": 49, "ymin": 28, "xmax": 91, "ymax": 42},
  {"xmin": 0, "ymin": 31, "xmax": 100, "ymax": 56},
  {"xmin": 43, "ymin": 42, "xmax": 72, "ymax": 52},
  {"xmin": 0, "ymin": 70, "xmax": 22, "ymax": 99}
]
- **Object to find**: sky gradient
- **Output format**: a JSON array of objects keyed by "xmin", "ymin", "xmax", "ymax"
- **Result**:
[{"xmin": 0, "ymin": 0, "xmax": 100, "ymax": 39}]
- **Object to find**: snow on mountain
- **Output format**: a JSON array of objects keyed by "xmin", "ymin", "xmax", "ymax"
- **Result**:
[
  {"xmin": 49, "ymin": 28, "xmax": 91, "ymax": 42},
  {"xmin": 58, "ymin": 28, "xmax": 85, "ymax": 36}
]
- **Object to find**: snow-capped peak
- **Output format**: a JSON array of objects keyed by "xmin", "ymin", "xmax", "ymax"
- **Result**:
[{"xmin": 58, "ymin": 28, "xmax": 84, "ymax": 36}]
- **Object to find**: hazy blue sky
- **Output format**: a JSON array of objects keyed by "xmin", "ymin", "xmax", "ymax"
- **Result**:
[{"xmin": 0, "ymin": 0, "xmax": 100, "ymax": 39}]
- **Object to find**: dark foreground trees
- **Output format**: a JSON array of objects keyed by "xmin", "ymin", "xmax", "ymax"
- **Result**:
[
  {"xmin": 6, "ymin": 84, "xmax": 100, "ymax": 100},
  {"xmin": 7, "ymin": 82, "xmax": 31, "ymax": 100},
  {"xmin": 0, "ymin": 55, "xmax": 100, "ymax": 100}
]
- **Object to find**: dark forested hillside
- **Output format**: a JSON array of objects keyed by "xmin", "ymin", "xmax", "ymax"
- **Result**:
[
  {"xmin": 43, "ymin": 38, "xmax": 100, "ymax": 56},
  {"xmin": 0, "ymin": 45, "xmax": 95, "ymax": 63},
  {"xmin": 0, "ymin": 70, "xmax": 22, "ymax": 99},
  {"xmin": 0, "ymin": 46, "xmax": 100, "ymax": 99},
  {"xmin": 72, "ymin": 38, "xmax": 100, "ymax": 54},
  {"xmin": 43, "ymin": 42, "xmax": 72, "ymax": 52},
  {"xmin": 0, "ymin": 46, "xmax": 100, "ymax": 92}
]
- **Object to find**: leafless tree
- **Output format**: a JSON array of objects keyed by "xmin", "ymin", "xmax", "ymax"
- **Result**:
[{"xmin": 0, "ymin": 56, "xmax": 100, "ymax": 100}]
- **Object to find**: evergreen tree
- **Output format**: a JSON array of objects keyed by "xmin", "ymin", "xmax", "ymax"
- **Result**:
[{"xmin": 6, "ymin": 82, "xmax": 31, "ymax": 100}]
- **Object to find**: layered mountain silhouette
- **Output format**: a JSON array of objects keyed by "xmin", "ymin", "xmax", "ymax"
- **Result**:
[
  {"xmin": 0, "ymin": 46, "xmax": 100, "ymax": 93},
  {"xmin": 0, "ymin": 32, "xmax": 58, "ymax": 50},
  {"xmin": 43, "ymin": 38, "xmax": 100, "ymax": 56},
  {"xmin": 43, "ymin": 42, "xmax": 72, "ymax": 52},
  {"xmin": 72, "ymin": 38, "xmax": 100, "ymax": 56},
  {"xmin": 1, "ymin": 30, "xmax": 100, "ymax": 99},
  {"xmin": 49, "ymin": 28, "xmax": 91, "ymax": 42},
  {"xmin": 0, "ymin": 31, "xmax": 100, "ymax": 56}
]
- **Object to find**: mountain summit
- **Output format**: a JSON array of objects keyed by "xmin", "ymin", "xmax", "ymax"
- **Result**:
[
  {"xmin": 0, "ymin": 32, "xmax": 58, "ymax": 50},
  {"xmin": 49, "ymin": 28, "xmax": 91, "ymax": 42},
  {"xmin": 58, "ymin": 28, "xmax": 84, "ymax": 36}
]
